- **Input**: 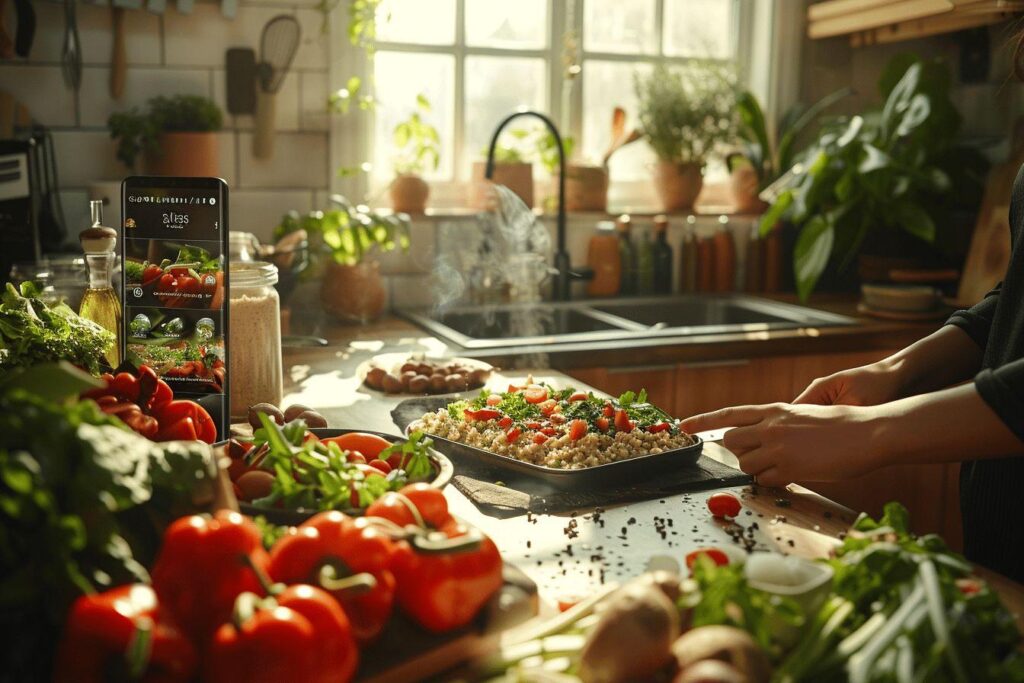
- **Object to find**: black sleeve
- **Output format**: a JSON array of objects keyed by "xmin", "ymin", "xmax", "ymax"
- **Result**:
[
  {"xmin": 945, "ymin": 283, "xmax": 1002, "ymax": 349},
  {"xmin": 975, "ymin": 358, "xmax": 1024, "ymax": 442}
]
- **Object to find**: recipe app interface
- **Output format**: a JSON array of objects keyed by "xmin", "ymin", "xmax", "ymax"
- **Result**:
[{"xmin": 122, "ymin": 180, "xmax": 228, "ymax": 438}]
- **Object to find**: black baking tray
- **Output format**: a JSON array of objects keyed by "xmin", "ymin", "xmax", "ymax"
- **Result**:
[{"xmin": 420, "ymin": 430, "xmax": 704, "ymax": 490}]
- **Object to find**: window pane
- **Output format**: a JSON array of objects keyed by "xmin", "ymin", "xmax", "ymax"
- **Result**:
[
  {"xmin": 373, "ymin": 51, "xmax": 456, "ymax": 182},
  {"xmin": 465, "ymin": 0, "xmax": 549, "ymax": 49},
  {"xmin": 581, "ymin": 60, "xmax": 655, "ymax": 183},
  {"xmin": 663, "ymin": 0, "xmax": 734, "ymax": 58},
  {"xmin": 583, "ymin": 0, "xmax": 656, "ymax": 55},
  {"xmin": 376, "ymin": 0, "xmax": 456, "ymax": 45},
  {"xmin": 464, "ymin": 56, "xmax": 547, "ymax": 175}
]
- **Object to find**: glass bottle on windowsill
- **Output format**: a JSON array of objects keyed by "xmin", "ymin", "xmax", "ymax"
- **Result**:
[
  {"xmin": 653, "ymin": 215, "xmax": 674, "ymax": 294},
  {"xmin": 79, "ymin": 200, "xmax": 122, "ymax": 369},
  {"xmin": 616, "ymin": 214, "xmax": 636, "ymax": 296}
]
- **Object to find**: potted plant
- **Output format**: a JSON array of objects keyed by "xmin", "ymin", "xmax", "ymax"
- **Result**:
[
  {"xmin": 760, "ymin": 55, "xmax": 987, "ymax": 300},
  {"xmin": 388, "ymin": 94, "xmax": 441, "ymax": 214},
  {"xmin": 471, "ymin": 128, "xmax": 535, "ymax": 209},
  {"xmin": 275, "ymin": 195, "xmax": 409, "ymax": 323},
  {"xmin": 535, "ymin": 130, "xmax": 609, "ymax": 213},
  {"xmin": 109, "ymin": 95, "xmax": 223, "ymax": 177},
  {"xmin": 634, "ymin": 62, "xmax": 738, "ymax": 212},
  {"xmin": 728, "ymin": 87, "xmax": 852, "ymax": 214}
]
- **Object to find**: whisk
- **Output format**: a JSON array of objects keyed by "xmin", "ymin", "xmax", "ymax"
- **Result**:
[{"xmin": 254, "ymin": 15, "xmax": 301, "ymax": 158}]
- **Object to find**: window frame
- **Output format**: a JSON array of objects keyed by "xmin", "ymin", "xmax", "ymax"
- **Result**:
[{"xmin": 329, "ymin": 0, "xmax": 767, "ymax": 209}]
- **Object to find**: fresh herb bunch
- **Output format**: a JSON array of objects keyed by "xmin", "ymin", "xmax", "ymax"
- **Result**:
[
  {"xmin": 392, "ymin": 93, "xmax": 441, "ymax": 176},
  {"xmin": 0, "ymin": 281, "xmax": 114, "ymax": 375},
  {"xmin": 0, "ymin": 363, "xmax": 216, "ymax": 681},
  {"xmin": 484, "ymin": 127, "xmax": 575, "ymax": 175},
  {"xmin": 250, "ymin": 414, "xmax": 436, "ymax": 512},
  {"xmin": 775, "ymin": 503, "xmax": 1024, "ymax": 682},
  {"xmin": 108, "ymin": 95, "xmax": 223, "ymax": 169}
]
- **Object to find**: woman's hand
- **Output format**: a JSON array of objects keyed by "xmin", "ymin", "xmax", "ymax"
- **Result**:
[
  {"xmin": 794, "ymin": 359, "xmax": 906, "ymax": 407},
  {"xmin": 679, "ymin": 402, "xmax": 885, "ymax": 487}
]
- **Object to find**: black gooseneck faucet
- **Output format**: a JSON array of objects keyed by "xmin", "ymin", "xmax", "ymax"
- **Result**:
[{"xmin": 484, "ymin": 110, "xmax": 589, "ymax": 301}]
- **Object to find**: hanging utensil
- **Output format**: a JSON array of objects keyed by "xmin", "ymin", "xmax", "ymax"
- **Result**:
[
  {"xmin": 12, "ymin": 0, "xmax": 35, "ymax": 58},
  {"xmin": 61, "ymin": 0, "xmax": 82, "ymax": 91},
  {"xmin": 602, "ymin": 106, "xmax": 640, "ymax": 167},
  {"xmin": 253, "ymin": 15, "xmax": 300, "ymax": 159}
]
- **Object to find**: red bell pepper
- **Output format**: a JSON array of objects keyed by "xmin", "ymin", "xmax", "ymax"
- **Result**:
[
  {"xmin": 53, "ymin": 584, "xmax": 197, "ymax": 683},
  {"xmin": 152, "ymin": 399, "xmax": 217, "ymax": 444},
  {"xmin": 267, "ymin": 511, "xmax": 396, "ymax": 644},
  {"xmin": 205, "ymin": 585, "xmax": 357, "ymax": 683},
  {"xmin": 364, "ymin": 483, "xmax": 452, "ymax": 530},
  {"xmin": 151, "ymin": 511, "xmax": 270, "ymax": 645}
]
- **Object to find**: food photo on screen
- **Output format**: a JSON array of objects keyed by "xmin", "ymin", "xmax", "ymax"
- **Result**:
[
  {"xmin": 126, "ymin": 307, "xmax": 225, "ymax": 393},
  {"xmin": 123, "ymin": 239, "xmax": 224, "ymax": 310}
]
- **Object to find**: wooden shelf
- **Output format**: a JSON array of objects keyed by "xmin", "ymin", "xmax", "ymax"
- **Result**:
[{"xmin": 807, "ymin": 0, "xmax": 1024, "ymax": 45}]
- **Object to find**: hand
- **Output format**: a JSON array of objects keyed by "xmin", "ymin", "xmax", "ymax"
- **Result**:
[
  {"xmin": 679, "ymin": 402, "xmax": 884, "ymax": 487},
  {"xmin": 794, "ymin": 359, "xmax": 905, "ymax": 407}
]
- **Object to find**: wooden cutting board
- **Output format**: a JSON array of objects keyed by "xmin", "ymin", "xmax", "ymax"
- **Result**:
[{"xmin": 955, "ymin": 117, "xmax": 1023, "ymax": 306}]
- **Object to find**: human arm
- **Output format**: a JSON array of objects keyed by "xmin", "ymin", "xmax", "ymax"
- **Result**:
[{"xmin": 679, "ymin": 382, "xmax": 1023, "ymax": 487}]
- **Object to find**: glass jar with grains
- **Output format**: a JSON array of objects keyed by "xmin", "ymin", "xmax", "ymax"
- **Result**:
[{"xmin": 228, "ymin": 261, "xmax": 283, "ymax": 418}]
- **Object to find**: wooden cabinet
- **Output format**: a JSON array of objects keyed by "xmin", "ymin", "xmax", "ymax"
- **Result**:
[
  {"xmin": 567, "ymin": 365, "xmax": 678, "ymax": 416},
  {"xmin": 675, "ymin": 357, "xmax": 795, "ymax": 419}
]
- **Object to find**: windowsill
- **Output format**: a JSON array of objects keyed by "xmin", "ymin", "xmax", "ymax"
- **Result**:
[{"xmin": 385, "ymin": 205, "xmax": 766, "ymax": 221}]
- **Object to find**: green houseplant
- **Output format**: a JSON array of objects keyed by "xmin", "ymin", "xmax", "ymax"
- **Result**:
[
  {"xmin": 275, "ymin": 194, "xmax": 410, "ymax": 323},
  {"xmin": 389, "ymin": 94, "xmax": 441, "ymax": 214},
  {"xmin": 760, "ymin": 55, "xmax": 987, "ymax": 300},
  {"xmin": 635, "ymin": 61, "xmax": 738, "ymax": 211},
  {"xmin": 108, "ymin": 95, "xmax": 223, "ymax": 176}
]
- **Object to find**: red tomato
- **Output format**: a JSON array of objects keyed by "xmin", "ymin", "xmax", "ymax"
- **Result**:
[
  {"xmin": 346, "ymin": 452, "xmax": 367, "ymax": 464},
  {"xmin": 956, "ymin": 578, "xmax": 983, "ymax": 596},
  {"xmin": 507, "ymin": 384, "xmax": 522, "ymax": 393},
  {"xmin": 525, "ymin": 421, "xmax": 542, "ymax": 430},
  {"xmin": 602, "ymin": 402, "xmax": 615, "ymax": 418},
  {"xmin": 498, "ymin": 416, "xmax": 514, "ymax": 429},
  {"xmin": 523, "ymin": 385, "xmax": 549, "ymax": 404},
  {"xmin": 557, "ymin": 595, "xmax": 584, "ymax": 612},
  {"xmin": 549, "ymin": 413, "xmax": 567, "ymax": 425},
  {"xmin": 532, "ymin": 433, "xmax": 548, "ymax": 445},
  {"xmin": 464, "ymin": 408, "xmax": 501, "ymax": 422},
  {"xmin": 568, "ymin": 392, "xmax": 588, "ymax": 402},
  {"xmin": 505, "ymin": 427, "xmax": 521, "ymax": 443},
  {"xmin": 707, "ymin": 492, "xmax": 742, "ymax": 519},
  {"xmin": 614, "ymin": 409, "xmax": 634, "ymax": 433},
  {"xmin": 486, "ymin": 394, "xmax": 503, "ymax": 406},
  {"xmin": 685, "ymin": 548, "xmax": 731, "ymax": 570},
  {"xmin": 595, "ymin": 417, "xmax": 610, "ymax": 432},
  {"xmin": 539, "ymin": 399, "xmax": 560, "ymax": 416},
  {"xmin": 540, "ymin": 427, "xmax": 558, "ymax": 437},
  {"xmin": 320, "ymin": 433, "xmax": 392, "ymax": 460},
  {"xmin": 366, "ymin": 483, "xmax": 450, "ymax": 529},
  {"xmin": 568, "ymin": 420, "xmax": 588, "ymax": 441},
  {"xmin": 368, "ymin": 460, "xmax": 392, "ymax": 474},
  {"xmin": 647, "ymin": 422, "xmax": 671, "ymax": 433}
]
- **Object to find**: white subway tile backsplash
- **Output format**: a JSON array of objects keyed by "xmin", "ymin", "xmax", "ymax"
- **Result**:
[
  {"xmin": 300, "ymin": 71, "xmax": 328, "ymax": 131},
  {"xmin": 51, "ymin": 130, "xmax": 126, "ymax": 187},
  {"xmin": 237, "ymin": 131, "xmax": 328, "ymax": 189},
  {"xmin": 0, "ymin": 66, "xmax": 77, "ymax": 127},
  {"xmin": 164, "ymin": 4, "xmax": 282, "ymax": 67},
  {"xmin": 292, "ymin": 10, "xmax": 329, "ymax": 71},
  {"xmin": 212, "ymin": 67, "xmax": 300, "ymax": 131},
  {"xmin": 58, "ymin": 190, "xmax": 91, "ymax": 240},
  {"xmin": 388, "ymin": 273, "xmax": 435, "ymax": 309},
  {"xmin": 230, "ymin": 189, "xmax": 313, "ymax": 243},
  {"xmin": 79, "ymin": 66, "xmax": 211, "ymax": 127},
  {"xmin": 18, "ymin": 2, "xmax": 162, "ymax": 66}
]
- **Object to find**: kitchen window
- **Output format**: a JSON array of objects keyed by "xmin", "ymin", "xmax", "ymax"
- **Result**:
[{"xmin": 336, "ymin": 0, "xmax": 761, "ymax": 209}]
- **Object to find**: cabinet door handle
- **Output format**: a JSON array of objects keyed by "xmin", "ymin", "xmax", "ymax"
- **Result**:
[
  {"xmin": 679, "ymin": 359, "xmax": 751, "ymax": 370},
  {"xmin": 607, "ymin": 364, "xmax": 676, "ymax": 374}
]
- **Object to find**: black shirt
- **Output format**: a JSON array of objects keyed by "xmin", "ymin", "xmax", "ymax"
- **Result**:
[{"xmin": 946, "ymin": 165, "xmax": 1024, "ymax": 581}]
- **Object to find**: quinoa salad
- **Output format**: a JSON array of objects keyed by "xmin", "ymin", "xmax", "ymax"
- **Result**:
[{"xmin": 414, "ymin": 381, "xmax": 695, "ymax": 469}]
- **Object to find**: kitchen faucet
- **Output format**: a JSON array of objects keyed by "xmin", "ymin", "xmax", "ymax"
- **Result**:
[{"xmin": 484, "ymin": 110, "xmax": 590, "ymax": 301}]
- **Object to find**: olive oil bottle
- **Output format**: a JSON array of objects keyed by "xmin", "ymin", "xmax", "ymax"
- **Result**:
[{"xmin": 79, "ymin": 200, "xmax": 122, "ymax": 368}]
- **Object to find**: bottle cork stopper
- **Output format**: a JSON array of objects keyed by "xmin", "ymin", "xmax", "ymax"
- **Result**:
[{"xmin": 80, "ymin": 200, "xmax": 117, "ymax": 254}]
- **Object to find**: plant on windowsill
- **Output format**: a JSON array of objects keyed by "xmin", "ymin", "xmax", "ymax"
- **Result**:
[
  {"xmin": 389, "ymin": 94, "xmax": 441, "ymax": 215},
  {"xmin": 759, "ymin": 55, "xmax": 988, "ymax": 301},
  {"xmin": 108, "ymin": 95, "xmax": 223, "ymax": 177},
  {"xmin": 635, "ymin": 61, "xmax": 739, "ymax": 212},
  {"xmin": 727, "ymin": 86, "xmax": 853, "ymax": 214},
  {"xmin": 472, "ymin": 127, "xmax": 536, "ymax": 209},
  {"xmin": 274, "ymin": 195, "xmax": 410, "ymax": 323}
]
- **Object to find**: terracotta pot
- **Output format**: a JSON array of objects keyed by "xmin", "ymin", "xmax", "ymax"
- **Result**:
[
  {"xmin": 389, "ymin": 174, "xmax": 429, "ymax": 214},
  {"xmin": 145, "ymin": 132, "xmax": 219, "ymax": 177},
  {"xmin": 565, "ymin": 164, "xmax": 608, "ymax": 212},
  {"xmin": 319, "ymin": 259, "xmax": 387, "ymax": 324},
  {"xmin": 471, "ymin": 161, "xmax": 533, "ymax": 209},
  {"xmin": 729, "ymin": 165, "xmax": 768, "ymax": 215},
  {"xmin": 653, "ymin": 161, "xmax": 703, "ymax": 212}
]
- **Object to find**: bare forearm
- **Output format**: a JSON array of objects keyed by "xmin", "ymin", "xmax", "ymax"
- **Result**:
[
  {"xmin": 883, "ymin": 326, "xmax": 985, "ymax": 397},
  {"xmin": 871, "ymin": 383, "xmax": 1024, "ymax": 468}
]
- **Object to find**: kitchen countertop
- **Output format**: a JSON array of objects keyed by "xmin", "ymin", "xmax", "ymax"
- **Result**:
[{"xmin": 275, "ymin": 310, "xmax": 1024, "ymax": 625}]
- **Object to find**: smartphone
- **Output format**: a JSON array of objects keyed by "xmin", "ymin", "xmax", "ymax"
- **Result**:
[{"xmin": 120, "ymin": 176, "xmax": 229, "ymax": 441}]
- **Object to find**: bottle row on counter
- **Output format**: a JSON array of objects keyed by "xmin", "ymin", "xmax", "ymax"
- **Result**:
[{"xmin": 586, "ymin": 214, "xmax": 785, "ymax": 298}]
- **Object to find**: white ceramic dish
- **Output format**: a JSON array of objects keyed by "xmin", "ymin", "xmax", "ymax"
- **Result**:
[{"xmin": 861, "ymin": 283, "xmax": 940, "ymax": 313}]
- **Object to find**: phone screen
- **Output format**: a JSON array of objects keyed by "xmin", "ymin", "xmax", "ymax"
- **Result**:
[{"xmin": 120, "ymin": 176, "xmax": 229, "ymax": 441}]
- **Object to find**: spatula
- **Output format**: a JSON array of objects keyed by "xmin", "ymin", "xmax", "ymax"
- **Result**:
[{"xmin": 253, "ymin": 15, "xmax": 300, "ymax": 159}]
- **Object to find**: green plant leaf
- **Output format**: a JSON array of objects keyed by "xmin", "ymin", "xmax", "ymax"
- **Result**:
[
  {"xmin": 794, "ymin": 215, "xmax": 834, "ymax": 301},
  {"xmin": 777, "ymin": 86, "xmax": 854, "ymax": 174},
  {"xmin": 895, "ymin": 93, "xmax": 930, "ymax": 137},
  {"xmin": 893, "ymin": 201, "xmax": 935, "ymax": 243},
  {"xmin": 759, "ymin": 190, "xmax": 792, "ymax": 236},
  {"xmin": 836, "ymin": 116, "xmax": 863, "ymax": 148},
  {"xmin": 858, "ymin": 144, "xmax": 891, "ymax": 174}
]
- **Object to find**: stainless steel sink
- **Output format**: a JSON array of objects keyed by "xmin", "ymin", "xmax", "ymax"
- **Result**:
[{"xmin": 399, "ymin": 295, "xmax": 857, "ymax": 350}]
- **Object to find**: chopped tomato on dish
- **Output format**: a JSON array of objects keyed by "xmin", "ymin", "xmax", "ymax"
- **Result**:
[
  {"xmin": 523, "ymin": 385, "xmax": 549, "ymax": 404},
  {"xmin": 568, "ymin": 420, "xmax": 588, "ymax": 441}
]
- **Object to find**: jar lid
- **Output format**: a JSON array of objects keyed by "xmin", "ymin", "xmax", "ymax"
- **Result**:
[{"xmin": 230, "ymin": 260, "xmax": 278, "ymax": 287}]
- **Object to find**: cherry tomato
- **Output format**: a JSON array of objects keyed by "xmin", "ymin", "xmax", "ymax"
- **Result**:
[
  {"xmin": 366, "ymin": 483, "xmax": 450, "ymax": 529},
  {"xmin": 498, "ymin": 416, "xmax": 513, "ymax": 429},
  {"xmin": 368, "ymin": 459, "xmax": 392, "ymax": 474},
  {"xmin": 464, "ymin": 408, "xmax": 501, "ymax": 422},
  {"xmin": 320, "ymin": 433, "xmax": 392, "ymax": 460},
  {"xmin": 507, "ymin": 384, "xmax": 522, "ymax": 393},
  {"xmin": 532, "ymin": 433, "xmax": 548, "ymax": 445},
  {"xmin": 707, "ymin": 492, "xmax": 742, "ymax": 519},
  {"xmin": 602, "ymin": 402, "xmax": 615, "ymax": 418},
  {"xmin": 595, "ymin": 417, "xmax": 610, "ymax": 432},
  {"xmin": 540, "ymin": 427, "xmax": 558, "ymax": 437},
  {"xmin": 614, "ymin": 409, "xmax": 634, "ymax": 433},
  {"xmin": 539, "ymin": 399, "xmax": 560, "ymax": 416},
  {"xmin": 685, "ymin": 548, "xmax": 731, "ymax": 570},
  {"xmin": 486, "ymin": 394, "xmax": 503, "ymax": 406},
  {"xmin": 568, "ymin": 392, "xmax": 588, "ymax": 402},
  {"xmin": 647, "ymin": 422, "xmax": 671, "ymax": 433},
  {"xmin": 505, "ymin": 427, "xmax": 521, "ymax": 443},
  {"xmin": 525, "ymin": 421, "xmax": 542, "ymax": 430},
  {"xmin": 549, "ymin": 413, "xmax": 567, "ymax": 425},
  {"xmin": 523, "ymin": 385, "xmax": 549, "ymax": 404},
  {"xmin": 557, "ymin": 595, "xmax": 584, "ymax": 612},
  {"xmin": 568, "ymin": 419, "xmax": 588, "ymax": 441},
  {"xmin": 346, "ymin": 452, "xmax": 367, "ymax": 464}
]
